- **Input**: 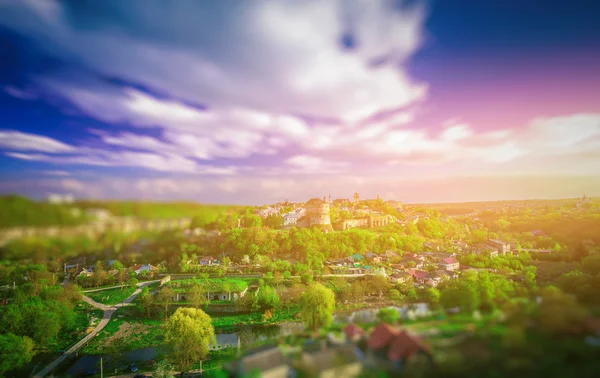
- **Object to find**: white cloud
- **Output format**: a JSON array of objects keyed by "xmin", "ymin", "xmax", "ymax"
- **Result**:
[
  {"xmin": 0, "ymin": 130, "xmax": 75, "ymax": 153},
  {"xmin": 42, "ymin": 170, "xmax": 70, "ymax": 176},
  {"xmin": 0, "ymin": 0, "xmax": 427, "ymax": 122},
  {"xmin": 3, "ymin": 86, "xmax": 37, "ymax": 100}
]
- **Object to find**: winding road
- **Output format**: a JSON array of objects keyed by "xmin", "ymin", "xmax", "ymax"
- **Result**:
[{"xmin": 33, "ymin": 280, "xmax": 160, "ymax": 378}]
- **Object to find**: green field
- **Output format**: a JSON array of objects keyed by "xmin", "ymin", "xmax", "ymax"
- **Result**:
[
  {"xmin": 166, "ymin": 278, "xmax": 249, "ymax": 293},
  {"xmin": 86, "ymin": 287, "xmax": 137, "ymax": 305}
]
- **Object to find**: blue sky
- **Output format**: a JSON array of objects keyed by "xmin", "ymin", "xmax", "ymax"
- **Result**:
[{"xmin": 1, "ymin": 0, "xmax": 599, "ymax": 204}]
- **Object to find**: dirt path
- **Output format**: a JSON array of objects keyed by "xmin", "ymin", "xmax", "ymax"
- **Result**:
[{"xmin": 32, "ymin": 280, "xmax": 159, "ymax": 378}]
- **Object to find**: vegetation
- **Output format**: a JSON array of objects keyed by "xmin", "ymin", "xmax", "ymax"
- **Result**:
[
  {"xmin": 76, "ymin": 200, "xmax": 245, "ymax": 222},
  {"xmin": 86, "ymin": 286, "xmax": 137, "ymax": 305},
  {"xmin": 0, "ymin": 333, "xmax": 35, "ymax": 375},
  {"xmin": 300, "ymin": 283, "xmax": 335, "ymax": 332},
  {"xmin": 0, "ymin": 195, "xmax": 86, "ymax": 228},
  {"xmin": 163, "ymin": 307, "xmax": 216, "ymax": 375}
]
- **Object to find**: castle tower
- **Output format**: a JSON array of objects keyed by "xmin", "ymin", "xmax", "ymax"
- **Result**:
[
  {"xmin": 302, "ymin": 198, "xmax": 333, "ymax": 232},
  {"xmin": 353, "ymin": 192, "xmax": 359, "ymax": 204}
]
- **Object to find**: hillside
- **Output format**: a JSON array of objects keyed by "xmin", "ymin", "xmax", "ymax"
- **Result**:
[
  {"xmin": 75, "ymin": 200, "xmax": 247, "ymax": 221},
  {"xmin": 0, "ymin": 195, "xmax": 85, "ymax": 228}
]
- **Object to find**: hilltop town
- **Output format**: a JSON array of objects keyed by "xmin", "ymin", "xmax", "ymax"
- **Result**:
[{"xmin": 0, "ymin": 194, "xmax": 599, "ymax": 377}]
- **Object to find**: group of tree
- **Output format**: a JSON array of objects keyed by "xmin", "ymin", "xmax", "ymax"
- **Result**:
[{"xmin": 0, "ymin": 269, "xmax": 82, "ymax": 374}]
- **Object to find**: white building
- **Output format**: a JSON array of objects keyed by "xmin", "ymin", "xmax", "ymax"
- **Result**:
[
  {"xmin": 47, "ymin": 193, "xmax": 75, "ymax": 204},
  {"xmin": 283, "ymin": 212, "xmax": 298, "ymax": 226}
]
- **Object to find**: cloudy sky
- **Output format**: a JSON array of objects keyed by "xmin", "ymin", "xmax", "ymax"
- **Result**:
[{"xmin": 1, "ymin": 0, "xmax": 599, "ymax": 204}]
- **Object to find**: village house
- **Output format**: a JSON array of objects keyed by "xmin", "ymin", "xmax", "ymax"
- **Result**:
[
  {"xmin": 175, "ymin": 285, "xmax": 248, "ymax": 302},
  {"xmin": 300, "ymin": 343, "xmax": 363, "ymax": 378},
  {"xmin": 226, "ymin": 345, "xmax": 290, "ymax": 378},
  {"xmin": 389, "ymin": 272, "xmax": 412, "ymax": 284},
  {"xmin": 438, "ymin": 257, "xmax": 460, "ymax": 271},
  {"xmin": 76, "ymin": 268, "xmax": 92, "ymax": 278},
  {"xmin": 487, "ymin": 239, "xmax": 511, "ymax": 255},
  {"xmin": 199, "ymin": 256, "xmax": 219, "ymax": 266},
  {"xmin": 397, "ymin": 257, "xmax": 424, "ymax": 269},
  {"xmin": 366, "ymin": 323, "xmax": 432, "ymax": 371},
  {"xmin": 282, "ymin": 212, "xmax": 298, "ymax": 226},
  {"xmin": 344, "ymin": 323, "xmax": 366, "ymax": 343},
  {"xmin": 408, "ymin": 270, "xmax": 430, "ymax": 284},
  {"xmin": 131, "ymin": 264, "xmax": 157, "ymax": 275},
  {"xmin": 365, "ymin": 252, "xmax": 382, "ymax": 263}
]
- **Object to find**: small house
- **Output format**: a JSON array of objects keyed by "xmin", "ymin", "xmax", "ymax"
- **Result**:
[
  {"xmin": 487, "ymin": 239, "xmax": 511, "ymax": 255},
  {"xmin": 300, "ymin": 344, "xmax": 363, "ymax": 378},
  {"xmin": 438, "ymin": 257, "xmax": 459, "ymax": 272},
  {"xmin": 228, "ymin": 345, "xmax": 290, "ymax": 378}
]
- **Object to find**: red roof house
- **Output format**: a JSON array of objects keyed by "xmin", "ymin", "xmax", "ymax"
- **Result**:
[
  {"xmin": 387, "ymin": 331, "xmax": 431, "ymax": 362},
  {"xmin": 368, "ymin": 323, "xmax": 401, "ymax": 350},
  {"xmin": 344, "ymin": 323, "xmax": 366, "ymax": 341}
]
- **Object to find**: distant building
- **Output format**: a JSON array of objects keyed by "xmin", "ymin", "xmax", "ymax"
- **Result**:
[
  {"xmin": 131, "ymin": 264, "xmax": 157, "ymax": 275},
  {"xmin": 438, "ymin": 257, "xmax": 460, "ymax": 271},
  {"xmin": 385, "ymin": 200, "xmax": 403, "ymax": 210},
  {"xmin": 198, "ymin": 256, "xmax": 219, "ymax": 266},
  {"xmin": 47, "ymin": 193, "xmax": 75, "ymax": 204},
  {"xmin": 297, "ymin": 198, "xmax": 333, "ymax": 232},
  {"xmin": 300, "ymin": 344, "xmax": 363, "ymax": 378},
  {"xmin": 85, "ymin": 208, "xmax": 112, "ymax": 221},
  {"xmin": 283, "ymin": 212, "xmax": 298, "ymax": 226},
  {"xmin": 366, "ymin": 323, "xmax": 432, "ymax": 369},
  {"xmin": 227, "ymin": 345, "xmax": 290, "ymax": 378},
  {"xmin": 343, "ymin": 323, "xmax": 366, "ymax": 343},
  {"xmin": 487, "ymin": 239, "xmax": 511, "ymax": 255}
]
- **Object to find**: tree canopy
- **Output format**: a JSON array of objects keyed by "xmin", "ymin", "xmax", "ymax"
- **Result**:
[
  {"xmin": 163, "ymin": 307, "xmax": 216, "ymax": 374},
  {"xmin": 300, "ymin": 283, "xmax": 335, "ymax": 332}
]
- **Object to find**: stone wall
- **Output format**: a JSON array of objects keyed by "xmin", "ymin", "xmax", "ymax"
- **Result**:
[{"xmin": 335, "ymin": 215, "xmax": 390, "ymax": 231}]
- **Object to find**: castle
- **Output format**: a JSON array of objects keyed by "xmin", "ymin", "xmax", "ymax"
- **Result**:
[
  {"xmin": 296, "ymin": 194, "xmax": 394, "ymax": 232},
  {"xmin": 296, "ymin": 198, "xmax": 333, "ymax": 232}
]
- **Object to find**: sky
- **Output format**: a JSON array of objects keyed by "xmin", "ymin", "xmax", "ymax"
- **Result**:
[{"xmin": 0, "ymin": 0, "xmax": 599, "ymax": 205}]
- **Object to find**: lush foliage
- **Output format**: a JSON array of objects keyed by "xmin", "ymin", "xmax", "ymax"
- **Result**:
[
  {"xmin": 0, "ymin": 195, "xmax": 86, "ymax": 228},
  {"xmin": 163, "ymin": 307, "xmax": 216, "ymax": 373},
  {"xmin": 300, "ymin": 283, "xmax": 335, "ymax": 331}
]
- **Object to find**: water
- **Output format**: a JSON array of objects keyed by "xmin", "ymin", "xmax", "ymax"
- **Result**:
[
  {"xmin": 64, "ymin": 324, "xmax": 302, "ymax": 375},
  {"xmin": 63, "ymin": 306, "xmax": 425, "ymax": 375}
]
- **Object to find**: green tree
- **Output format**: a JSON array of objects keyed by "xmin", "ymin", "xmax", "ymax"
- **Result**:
[
  {"xmin": 0, "ymin": 333, "xmax": 35, "ymax": 375},
  {"xmin": 582, "ymin": 253, "xmax": 600, "ymax": 276},
  {"xmin": 163, "ymin": 307, "xmax": 216, "ymax": 375},
  {"xmin": 153, "ymin": 360, "xmax": 176, "ymax": 378},
  {"xmin": 536, "ymin": 286, "xmax": 588, "ymax": 334},
  {"xmin": 300, "ymin": 283, "xmax": 335, "ymax": 332},
  {"xmin": 377, "ymin": 308, "xmax": 400, "ymax": 324},
  {"xmin": 424, "ymin": 287, "xmax": 440, "ymax": 308},
  {"xmin": 111, "ymin": 260, "xmax": 124, "ymax": 271},
  {"xmin": 301, "ymin": 273, "xmax": 313, "ymax": 285},
  {"xmin": 242, "ymin": 214, "xmax": 262, "ymax": 228},
  {"xmin": 139, "ymin": 287, "xmax": 154, "ymax": 317},
  {"xmin": 128, "ymin": 277, "xmax": 139, "ymax": 290},
  {"xmin": 158, "ymin": 287, "xmax": 175, "ymax": 319},
  {"xmin": 253, "ymin": 285, "xmax": 280, "ymax": 313},
  {"xmin": 440, "ymin": 284, "xmax": 480, "ymax": 314},
  {"xmin": 189, "ymin": 284, "xmax": 206, "ymax": 309},
  {"xmin": 368, "ymin": 275, "xmax": 389, "ymax": 298}
]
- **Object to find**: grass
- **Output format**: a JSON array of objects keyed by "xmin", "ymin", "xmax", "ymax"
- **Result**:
[
  {"xmin": 82, "ymin": 306, "xmax": 164, "ymax": 354},
  {"xmin": 212, "ymin": 307, "xmax": 300, "ymax": 332},
  {"xmin": 86, "ymin": 287, "xmax": 138, "ymax": 305},
  {"xmin": 82, "ymin": 303, "xmax": 301, "ymax": 353},
  {"xmin": 166, "ymin": 277, "xmax": 249, "ymax": 293},
  {"xmin": 50, "ymin": 302, "xmax": 103, "ymax": 352}
]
